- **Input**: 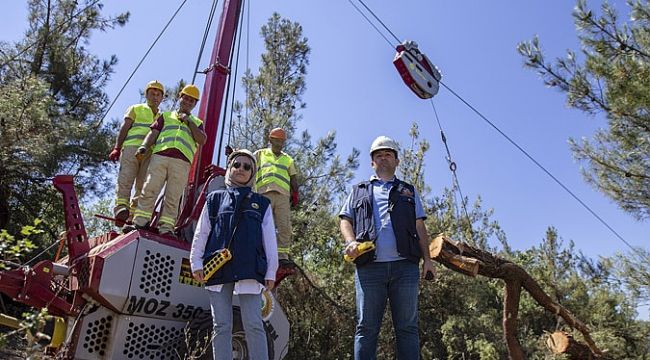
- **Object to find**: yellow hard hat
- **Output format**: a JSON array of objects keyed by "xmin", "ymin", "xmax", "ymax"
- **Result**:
[
  {"xmin": 269, "ymin": 127, "xmax": 287, "ymax": 140},
  {"xmin": 180, "ymin": 84, "xmax": 200, "ymax": 100},
  {"xmin": 145, "ymin": 80, "xmax": 165, "ymax": 95}
]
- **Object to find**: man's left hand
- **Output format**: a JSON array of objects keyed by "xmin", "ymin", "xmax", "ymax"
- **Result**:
[{"xmin": 421, "ymin": 260, "xmax": 436, "ymax": 281}]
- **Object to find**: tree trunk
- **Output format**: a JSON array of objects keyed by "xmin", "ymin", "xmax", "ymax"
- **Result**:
[{"xmin": 428, "ymin": 235, "xmax": 604, "ymax": 359}]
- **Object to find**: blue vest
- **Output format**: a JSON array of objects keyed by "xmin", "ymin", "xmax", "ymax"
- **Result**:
[
  {"xmin": 350, "ymin": 179, "xmax": 422, "ymax": 265},
  {"xmin": 203, "ymin": 187, "xmax": 270, "ymax": 286}
]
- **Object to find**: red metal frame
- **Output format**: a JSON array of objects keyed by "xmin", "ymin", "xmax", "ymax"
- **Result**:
[
  {"xmin": 53, "ymin": 175, "xmax": 90, "ymax": 261},
  {"xmin": 178, "ymin": 0, "xmax": 244, "ymax": 228},
  {"xmin": 0, "ymin": 1, "xmax": 251, "ymax": 353}
]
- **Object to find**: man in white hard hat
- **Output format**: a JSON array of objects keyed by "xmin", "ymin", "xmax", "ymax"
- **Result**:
[
  {"xmin": 339, "ymin": 135, "xmax": 436, "ymax": 359},
  {"xmin": 127, "ymin": 84, "xmax": 207, "ymax": 236}
]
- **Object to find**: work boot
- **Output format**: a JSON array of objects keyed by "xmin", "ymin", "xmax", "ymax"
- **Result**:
[
  {"xmin": 122, "ymin": 223, "xmax": 146, "ymax": 234},
  {"xmin": 114, "ymin": 208, "xmax": 129, "ymax": 227}
]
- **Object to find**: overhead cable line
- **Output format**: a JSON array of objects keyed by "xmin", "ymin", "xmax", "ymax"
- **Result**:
[
  {"xmin": 345, "ymin": 0, "xmax": 396, "ymax": 50},
  {"xmin": 356, "ymin": 0, "xmax": 402, "ymax": 44},
  {"xmin": 92, "ymin": 0, "xmax": 189, "ymax": 129},
  {"xmin": 345, "ymin": 1, "xmax": 645, "ymax": 260},
  {"xmin": 430, "ymin": 100, "xmax": 475, "ymax": 242},
  {"xmin": 438, "ymin": 81, "xmax": 643, "ymax": 257},
  {"xmin": 227, "ymin": 0, "xmax": 247, "ymax": 146},
  {"xmin": 192, "ymin": 0, "xmax": 220, "ymax": 84},
  {"xmin": 245, "ymin": 0, "xmax": 250, "ymax": 125},
  {"xmin": 215, "ymin": 1, "xmax": 245, "ymax": 167},
  {"xmin": 0, "ymin": 0, "xmax": 102, "ymax": 70}
]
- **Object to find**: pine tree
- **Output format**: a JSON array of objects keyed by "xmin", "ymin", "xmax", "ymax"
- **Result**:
[
  {"xmin": 517, "ymin": 0, "xmax": 650, "ymax": 220},
  {"xmin": 518, "ymin": 0, "xmax": 650, "ymax": 329},
  {"xmin": 0, "ymin": 1, "xmax": 128, "ymax": 238}
]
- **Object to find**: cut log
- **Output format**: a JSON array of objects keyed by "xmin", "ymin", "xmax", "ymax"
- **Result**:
[
  {"xmin": 546, "ymin": 331, "xmax": 596, "ymax": 359},
  {"xmin": 429, "ymin": 235, "xmax": 480, "ymax": 276},
  {"xmin": 428, "ymin": 234, "xmax": 604, "ymax": 359}
]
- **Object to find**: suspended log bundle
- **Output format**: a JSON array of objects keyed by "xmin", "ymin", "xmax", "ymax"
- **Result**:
[{"xmin": 428, "ymin": 235, "xmax": 604, "ymax": 360}]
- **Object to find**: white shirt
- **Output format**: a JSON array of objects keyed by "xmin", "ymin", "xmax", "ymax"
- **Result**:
[{"xmin": 190, "ymin": 199, "xmax": 278, "ymax": 294}]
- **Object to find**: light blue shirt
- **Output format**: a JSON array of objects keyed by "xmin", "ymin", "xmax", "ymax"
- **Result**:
[{"xmin": 339, "ymin": 176, "xmax": 426, "ymax": 262}]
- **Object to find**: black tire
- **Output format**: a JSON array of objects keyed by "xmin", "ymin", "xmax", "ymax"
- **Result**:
[{"xmin": 231, "ymin": 306, "xmax": 275, "ymax": 360}]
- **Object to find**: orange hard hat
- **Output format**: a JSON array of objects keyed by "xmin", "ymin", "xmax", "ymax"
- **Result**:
[{"xmin": 269, "ymin": 127, "xmax": 287, "ymax": 140}]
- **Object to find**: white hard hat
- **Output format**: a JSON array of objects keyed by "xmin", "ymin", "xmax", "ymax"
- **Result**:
[{"xmin": 369, "ymin": 136, "xmax": 399, "ymax": 156}]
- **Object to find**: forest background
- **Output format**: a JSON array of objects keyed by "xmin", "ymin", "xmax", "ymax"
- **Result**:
[{"xmin": 0, "ymin": 0, "xmax": 649, "ymax": 358}]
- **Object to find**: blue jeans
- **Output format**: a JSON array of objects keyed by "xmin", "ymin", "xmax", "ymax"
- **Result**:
[
  {"xmin": 208, "ymin": 283, "xmax": 268, "ymax": 360},
  {"xmin": 354, "ymin": 260, "xmax": 420, "ymax": 360}
]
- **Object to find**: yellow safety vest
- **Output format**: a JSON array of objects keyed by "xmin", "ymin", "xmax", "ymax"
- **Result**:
[
  {"xmin": 256, "ymin": 148, "xmax": 292, "ymax": 192},
  {"xmin": 123, "ymin": 104, "xmax": 158, "ymax": 147},
  {"xmin": 152, "ymin": 111, "xmax": 203, "ymax": 162}
]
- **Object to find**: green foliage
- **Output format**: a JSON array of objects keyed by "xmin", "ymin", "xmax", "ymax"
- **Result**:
[
  {"xmin": 231, "ymin": 12, "xmax": 310, "ymax": 151},
  {"xmin": 81, "ymin": 198, "xmax": 115, "ymax": 239},
  {"xmin": 398, "ymin": 122, "xmax": 431, "ymax": 198},
  {"xmin": 0, "ymin": 0, "xmax": 127, "ymax": 238},
  {"xmin": 0, "ymin": 220, "xmax": 41, "ymax": 270},
  {"xmin": 517, "ymin": 0, "xmax": 650, "ymax": 220},
  {"xmin": 518, "ymin": 5, "xmax": 650, "ymax": 356}
]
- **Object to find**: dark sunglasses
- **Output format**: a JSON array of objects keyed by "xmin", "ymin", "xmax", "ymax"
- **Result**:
[{"xmin": 232, "ymin": 161, "xmax": 252, "ymax": 171}]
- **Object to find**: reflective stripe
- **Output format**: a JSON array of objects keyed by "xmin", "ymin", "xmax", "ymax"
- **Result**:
[
  {"xmin": 124, "ymin": 104, "xmax": 157, "ymax": 147},
  {"xmin": 256, "ymin": 172, "xmax": 290, "ymax": 186},
  {"xmin": 156, "ymin": 136, "xmax": 195, "ymax": 154},
  {"xmin": 255, "ymin": 149, "xmax": 292, "ymax": 192},
  {"xmin": 160, "ymin": 125, "xmax": 192, "ymax": 136},
  {"xmin": 133, "ymin": 209, "xmax": 151, "ymax": 218},
  {"xmin": 124, "ymin": 134, "xmax": 146, "ymax": 143},
  {"xmin": 159, "ymin": 215, "xmax": 175, "ymax": 226},
  {"xmin": 116, "ymin": 198, "xmax": 130, "ymax": 206},
  {"xmin": 277, "ymin": 247, "xmax": 290, "ymax": 252},
  {"xmin": 130, "ymin": 123, "xmax": 151, "ymax": 128},
  {"xmin": 259, "ymin": 162, "xmax": 289, "ymax": 171},
  {"xmin": 152, "ymin": 111, "xmax": 203, "ymax": 161}
]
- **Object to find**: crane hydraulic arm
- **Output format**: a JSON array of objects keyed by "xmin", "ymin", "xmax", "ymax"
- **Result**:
[{"xmin": 177, "ymin": 0, "xmax": 244, "ymax": 230}]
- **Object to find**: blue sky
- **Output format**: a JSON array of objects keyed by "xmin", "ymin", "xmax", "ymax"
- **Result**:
[{"xmin": 3, "ymin": 1, "xmax": 647, "ymax": 264}]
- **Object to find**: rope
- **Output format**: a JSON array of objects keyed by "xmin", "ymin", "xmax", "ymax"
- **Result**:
[
  {"xmin": 430, "ymin": 100, "xmax": 475, "ymax": 242},
  {"xmin": 293, "ymin": 263, "xmax": 354, "ymax": 316},
  {"xmin": 356, "ymin": 0, "xmax": 402, "ymax": 44},
  {"xmin": 91, "ymin": 0, "xmax": 189, "ymax": 130},
  {"xmin": 439, "ymin": 80, "xmax": 644, "ymax": 259},
  {"xmin": 345, "ymin": 0, "xmax": 396, "ymax": 50},
  {"xmin": 342, "ymin": 0, "xmax": 643, "ymax": 259},
  {"xmin": 0, "ymin": 0, "xmax": 102, "ymax": 69},
  {"xmin": 227, "ymin": 0, "xmax": 246, "ymax": 146},
  {"xmin": 192, "ymin": 0, "xmax": 220, "ymax": 84},
  {"xmin": 215, "ymin": 2, "xmax": 244, "ymax": 167},
  {"xmin": 245, "ymin": 0, "xmax": 250, "ymax": 126},
  {"xmin": 21, "ymin": 239, "xmax": 61, "ymax": 267}
]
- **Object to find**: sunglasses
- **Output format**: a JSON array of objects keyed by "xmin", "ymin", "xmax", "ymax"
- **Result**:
[{"xmin": 232, "ymin": 161, "xmax": 252, "ymax": 171}]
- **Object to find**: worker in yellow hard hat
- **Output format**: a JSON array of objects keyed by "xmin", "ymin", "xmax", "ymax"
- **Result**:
[
  {"xmin": 109, "ymin": 80, "xmax": 165, "ymax": 226},
  {"xmin": 254, "ymin": 127, "xmax": 299, "ymax": 269},
  {"xmin": 126, "ymin": 84, "xmax": 207, "ymax": 237}
]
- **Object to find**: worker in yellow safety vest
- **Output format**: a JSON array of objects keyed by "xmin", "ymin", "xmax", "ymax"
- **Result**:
[
  {"xmin": 125, "ymin": 84, "xmax": 207, "ymax": 236},
  {"xmin": 254, "ymin": 128, "xmax": 299, "ymax": 268},
  {"xmin": 108, "ymin": 80, "xmax": 165, "ymax": 226}
]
